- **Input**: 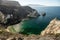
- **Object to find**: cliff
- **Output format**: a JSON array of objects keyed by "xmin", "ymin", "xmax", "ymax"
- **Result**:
[
  {"xmin": 6, "ymin": 18, "xmax": 60, "ymax": 40},
  {"xmin": 41, "ymin": 18, "xmax": 60, "ymax": 36},
  {"xmin": 39, "ymin": 18, "xmax": 60, "ymax": 40},
  {"xmin": 22, "ymin": 6, "xmax": 40, "ymax": 18},
  {"xmin": 0, "ymin": 18, "xmax": 60, "ymax": 40},
  {"xmin": 0, "ymin": 0, "xmax": 40, "ymax": 27}
]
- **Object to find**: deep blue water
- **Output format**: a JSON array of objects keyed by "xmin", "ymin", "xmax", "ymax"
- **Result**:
[{"xmin": 20, "ymin": 6, "xmax": 60, "ymax": 34}]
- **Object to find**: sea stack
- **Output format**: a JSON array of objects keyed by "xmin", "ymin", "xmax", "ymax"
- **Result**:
[{"xmin": 41, "ymin": 12, "xmax": 46, "ymax": 16}]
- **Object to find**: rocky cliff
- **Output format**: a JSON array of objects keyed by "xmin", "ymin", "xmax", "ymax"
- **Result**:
[
  {"xmin": 39, "ymin": 18, "xmax": 60, "ymax": 40},
  {"xmin": 0, "ymin": 18, "xmax": 60, "ymax": 40},
  {"xmin": 0, "ymin": 1, "xmax": 60, "ymax": 40},
  {"xmin": 41, "ymin": 18, "xmax": 60, "ymax": 36},
  {"xmin": 10, "ymin": 18, "xmax": 60, "ymax": 40},
  {"xmin": 0, "ymin": 1, "xmax": 40, "ymax": 28}
]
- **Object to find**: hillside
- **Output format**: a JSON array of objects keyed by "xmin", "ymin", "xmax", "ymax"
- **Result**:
[{"xmin": 0, "ymin": 0, "xmax": 20, "ymax": 7}]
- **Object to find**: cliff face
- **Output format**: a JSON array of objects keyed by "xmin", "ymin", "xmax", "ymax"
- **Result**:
[
  {"xmin": 22, "ymin": 6, "xmax": 40, "ymax": 18},
  {"xmin": 41, "ymin": 18, "xmax": 60, "ymax": 36},
  {"xmin": 0, "ymin": 18, "xmax": 60, "ymax": 40},
  {"xmin": 0, "ymin": 1, "xmax": 40, "ymax": 25}
]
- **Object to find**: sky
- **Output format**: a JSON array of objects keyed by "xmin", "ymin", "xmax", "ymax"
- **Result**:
[
  {"xmin": 4, "ymin": 0, "xmax": 60, "ymax": 6},
  {"xmin": 17, "ymin": 0, "xmax": 60, "ymax": 6}
]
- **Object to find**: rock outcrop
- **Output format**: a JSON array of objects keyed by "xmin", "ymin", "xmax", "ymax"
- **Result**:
[
  {"xmin": 0, "ymin": 31, "xmax": 24, "ymax": 40},
  {"xmin": 41, "ymin": 18, "xmax": 60, "ymax": 36},
  {"xmin": 41, "ymin": 12, "xmax": 46, "ymax": 16},
  {"xmin": 38, "ymin": 18, "xmax": 60, "ymax": 40},
  {"xmin": 22, "ymin": 6, "xmax": 40, "ymax": 18}
]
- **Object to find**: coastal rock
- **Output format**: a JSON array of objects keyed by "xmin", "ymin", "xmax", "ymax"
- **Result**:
[
  {"xmin": 0, "ymin": 11, "xmax": 5, "ymax": 23},
  {"xmin": 41, "ymin": 12, "xmax": 46, "ymax": 16},
  {"xmin": 39, "ymin": 34, "xmax": 60, "ymax": 40},
  {"xmin": 22, "ymin": 6, "xmax": 40, "ymax": 18},
  {"xmin": 0, "ymin": 1, "xmax": 40, "ymax": 33},
  {"xmin": 41, "ymin": 18, "xmax": 60, "ymax": 36},
  {"xmin": 0, "ymin": 4, "xmax": 40, "ymax": 28},
  {"xmin": 39, "ymin": 18, "xmax": 60, "ymax": 40},
  {"xmin": 0, "ymin": 31, "xmax": 24, "ymax": 40},
  {"xmin": 1, "ymin": 18, "xmax": 60, "ymax": 40},
  {"xmin": 0, "ymin": 29, "xmax": 60, "ymax": 40}
]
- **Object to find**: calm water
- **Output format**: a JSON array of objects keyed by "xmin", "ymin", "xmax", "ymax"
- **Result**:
[{"xmin": 20, "ymin": 6, "xmax": 60, "ymax": 34}]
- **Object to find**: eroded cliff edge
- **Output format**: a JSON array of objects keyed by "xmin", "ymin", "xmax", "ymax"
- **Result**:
[
  {"xmin": 40, "ymin": 18, "xmax": 60, "ymax": 40},
  {"xmin": 0, "ymin": 18, "xmax": 60, "ymax": 40},
  {"xmin": 41, "ymin": 18, "xmax": 60, "ymax": 36}
]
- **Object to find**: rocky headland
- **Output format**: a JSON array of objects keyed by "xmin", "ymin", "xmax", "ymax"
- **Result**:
[
  {"xmin": 0, "ymin": 0, "xmax": 60, "ymax": 40},
  {"xmin": 0, "ymin": 18, "xmax": 60, "ymax": 40},
  {"xmin": 0, "ymin": 0, "xmax": 40, "ymax": 28}
]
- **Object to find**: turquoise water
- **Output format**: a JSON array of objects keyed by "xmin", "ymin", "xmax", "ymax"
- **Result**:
[{"xmin": 20, "ymin": 6, "xmax": 60, "ymax": 34}]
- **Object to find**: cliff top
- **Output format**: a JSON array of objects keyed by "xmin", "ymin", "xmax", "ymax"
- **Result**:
[{"xmin": 41, "ymin": 18, "xmax": 60, "ymax": 36}]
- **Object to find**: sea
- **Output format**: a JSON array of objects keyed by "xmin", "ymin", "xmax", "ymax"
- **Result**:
[{"xmin": 19, "ymin": 6, "xmax": 60, "ymax": 34}]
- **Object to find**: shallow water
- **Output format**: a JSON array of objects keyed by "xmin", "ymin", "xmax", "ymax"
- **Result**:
[{"xmin": 20, "ymin": 6, "xmax": 60, "ymax": 34}]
